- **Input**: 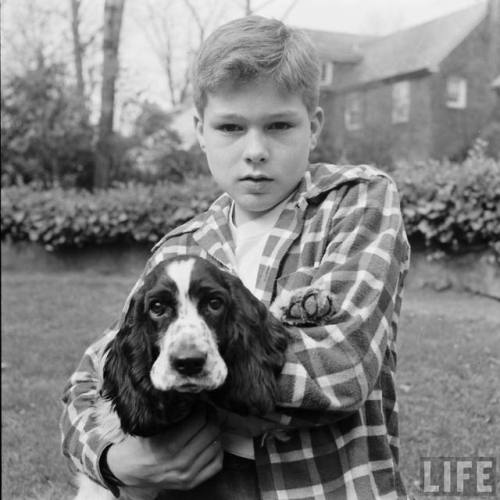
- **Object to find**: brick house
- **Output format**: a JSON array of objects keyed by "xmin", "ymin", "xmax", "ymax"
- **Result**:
[{"xmin": 308, "ymin": 0, "xmax": 500, "ymax": 163}]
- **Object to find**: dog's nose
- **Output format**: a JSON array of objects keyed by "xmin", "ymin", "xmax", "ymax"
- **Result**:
[{"xmin": 171, "ymin": 352, "xmax": 207, "ymax": 376}]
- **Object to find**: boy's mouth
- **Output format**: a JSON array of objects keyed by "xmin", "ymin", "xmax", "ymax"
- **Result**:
[
  {"xmin": 240, "ymin": 175, "xmax": 272, "ymax": 182},
  {"xmin": 239, "ymin": 175, "xmax": 273, "ymax": 194}
]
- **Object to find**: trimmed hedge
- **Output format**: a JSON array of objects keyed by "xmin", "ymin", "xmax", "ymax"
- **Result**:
[
  {"xmin": 1, "ymin": 177, "xmax": 220, "ymax": 251},
  {"xmin": 393, "ymin": 151, "xmax": 500, "ymax": 258},
  {"xmin": 2, "ymin": 156, "xmax": 499, "ymax": 258}
]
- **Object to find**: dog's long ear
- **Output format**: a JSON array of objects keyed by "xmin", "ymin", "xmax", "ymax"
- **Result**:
[
  {"xmin": 215, "ymin": 273, "xmax": 289, "ymax": 415},
  {"xmin": 101, "ymin": 290, "xmax": 194, "ymax": 436},
  {"xmin": 101, "ymin": 289, "xmax": 157, "ymax": 434}
]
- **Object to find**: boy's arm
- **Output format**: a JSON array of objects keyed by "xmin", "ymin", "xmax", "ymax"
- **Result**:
[
  {"xmin": 60, "ymin": 329, "xmax": 118, "ymax": 487},
  {"xmin": 269, "ymin": 175, "xmax": 410, "ymax": 427}
]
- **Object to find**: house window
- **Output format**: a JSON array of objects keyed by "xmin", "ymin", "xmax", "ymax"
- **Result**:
[
  {"xmin": 446, "ymin": 76, "xmax": 467, "ymax": 108},
  {"xmin": 392, "ymin": 80, "xmax": 410, "ymax": 123},
  {"xmin": 345, "ymin": 92, "xmax": 363, "ymax": 130},
  {"xmin": 320, "ymin": 62, "xmax": 334, "ymax": 85}
]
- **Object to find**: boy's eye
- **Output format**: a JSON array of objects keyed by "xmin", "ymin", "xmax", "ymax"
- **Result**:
[
  {"xmin": 268, "ymin": 121, "xmax": 292, "ymax": 131},
  {"xmin": 217, "ymin": 124, "xmax": 243, "ymax": 133}
]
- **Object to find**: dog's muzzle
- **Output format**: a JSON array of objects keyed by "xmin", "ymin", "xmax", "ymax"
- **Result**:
[{"xmin": 150, "ymin": 317, "xmax": 227, "ymax": 392}]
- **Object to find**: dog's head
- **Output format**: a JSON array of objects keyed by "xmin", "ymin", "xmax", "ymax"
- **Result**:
[{"xmin": 102, "ymin": 255, "xmax": 288, "ymax": 436}]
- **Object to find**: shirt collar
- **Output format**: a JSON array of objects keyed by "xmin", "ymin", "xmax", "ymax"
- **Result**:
[{"xmin": 228, "ymin": 191, "xmax": 294, "ymax": 237}]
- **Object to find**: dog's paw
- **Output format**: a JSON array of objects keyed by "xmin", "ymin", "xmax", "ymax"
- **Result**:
[{"xmin": 270, "ymin": 287, "xmax": 337, "ymax": 326}]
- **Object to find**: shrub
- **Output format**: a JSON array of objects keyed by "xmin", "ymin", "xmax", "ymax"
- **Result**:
[
  {"xmin": 1, "ymin": 177, "xmax": 221, "ymax": 251},
  {"xmin": 115, "ymin": 102, "xmax": 207, "ymax": 183},
  {"xmin": 120, "ymin": 145, "xmax": 209, "ymax": 184},
  {"xmin": 1, "ymin": 63, "xmax": 95, "ymax": 189},
  {"xmin": 478, "ymin": 120, "xmax": 500, "ymax": 160},
  {"xmin": 1, "ymin": 67, "xmax": 207, "ymax": 189},
  {"xmin": 2, "ymin": 152, "xmax": 499, "ymax": 258},
  {"xmin": 393, "ymin": 143, "xmax": 500, "ymax": 258}
]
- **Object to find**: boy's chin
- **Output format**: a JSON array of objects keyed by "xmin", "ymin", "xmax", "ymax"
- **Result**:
[{"xmin": 233, "ymin": 198, "xmax": 286, "ymax": 224}]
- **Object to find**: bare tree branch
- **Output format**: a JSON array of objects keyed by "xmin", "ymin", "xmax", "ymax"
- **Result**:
[
  {"xmin": 240, "ymin": 0, "xmax": 300, "ymax": 20},
  {"xmin": 183, "ymin": 0, "xmax": 206, "ymax": 45},
  {"xmin": 138, "ymin": 0, "xmax": 180, "ymax": 106},
  {"xmin": 280, "ymin": 0, "xmax": 300, "ymax": 21},
  {"xmin": 136, "ymin": 0, "xmax": 226, "ymax": 108},
  {"xmin": 254, "ymin": 0, "xmax": 278, "ymax": 12}
]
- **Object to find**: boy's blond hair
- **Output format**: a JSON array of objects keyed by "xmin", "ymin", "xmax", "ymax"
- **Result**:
[{"xmin": 192, "ymin": 16, "xmax": 321, "ymax": 116}]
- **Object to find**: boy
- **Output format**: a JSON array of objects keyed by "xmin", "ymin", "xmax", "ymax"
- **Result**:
[{"xmin": 61, "ymin": 15, "xmax": 410, "ymax": 500}]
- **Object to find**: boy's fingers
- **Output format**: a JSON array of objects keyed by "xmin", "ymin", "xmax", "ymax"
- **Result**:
[
  {"xmin": 188, "ymin": 444, "xmax": 224, "ymax": 488},
  {"xmin": 178, "ymin": 418, "xmax": 221, "ymax": 462},
  {"xmin": 162, "ymin": 439, "xmax": 223, "ymax": 490}
]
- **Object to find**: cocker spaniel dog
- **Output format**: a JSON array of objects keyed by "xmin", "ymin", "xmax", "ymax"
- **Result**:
[{"xmin": 75, "ymin": 255, "xmax": 292, "ymax": 500}]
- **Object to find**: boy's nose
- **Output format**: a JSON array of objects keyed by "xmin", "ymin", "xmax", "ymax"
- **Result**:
[{"xmin": 244, "ymin": 130, "xmax": 269, "ymax": 164}]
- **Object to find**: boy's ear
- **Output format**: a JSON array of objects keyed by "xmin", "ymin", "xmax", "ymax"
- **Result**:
[
  {"xmin": 310, "ymin": 106, "xmax": 324, "ymax": 150},
  {"xmin": 193, "ymin": 114, "xmax": 206, "ymax": 152}
]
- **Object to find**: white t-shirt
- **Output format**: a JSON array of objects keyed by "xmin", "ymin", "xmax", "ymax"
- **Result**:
[{"xmin": 222, "ymin": 198, "xmax": 290, "ymax": 459}]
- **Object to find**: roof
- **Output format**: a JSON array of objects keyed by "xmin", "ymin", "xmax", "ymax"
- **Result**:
[
  {"xmin": 314, "ymin": 2, "xmax": 488, "ymax": 91},
  {"xmin": 303, "ymin": 29, "xmax": 376, "ymax": 63},
  {"xmin": 492, "ymin": 76, "xmax": 500, "ymax": 88}
]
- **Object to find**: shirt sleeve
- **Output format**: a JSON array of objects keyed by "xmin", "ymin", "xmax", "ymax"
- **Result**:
[
  {"xmin": 270, "ymin": 175, "xmax": 410, "ymax": 427},
  {"xmin": 60, "ymin": 328, "xmax": 121, "ymax": 490}
]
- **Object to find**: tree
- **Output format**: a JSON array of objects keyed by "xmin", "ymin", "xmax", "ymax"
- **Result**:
[
  {"xmin": 70, "ymin": 0, "xmax": 86, "ymax": 108},
  {"xmin": 95, "ymin": 0, "xmax": 125, "ymax": 189},
  {"xmin": 1, "ymin": 0, "xmax": 96, "ymax": 187},
  {"xmin": 241, "ymin": 0, "xmax": 300, "ymax": 18},
  {"xmin": 1, "ymin": 62, "xmax": 95, "ymax": 187},
  {"xmin": 135, "ymin": 0, "xmax": 230, "ymax": 108},
  {"xmin": 1, "ymin": 0, "xmax": 69, "ymax": 77},
  {"xmin": 69, "ymin": 0, "xmax": 100, "ymax": 116}
]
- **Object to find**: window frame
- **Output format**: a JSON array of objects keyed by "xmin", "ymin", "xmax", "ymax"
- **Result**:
[
  {"xmin": 344, "ymin": 92, "xmax": 363, "ymax": 131},
  {"xmin": 392, "ymin": 80, "xmax": 410, "ymax": 123},
  {"xmin": 446, "ymin": 76, "xmax": 467, "ymax": 109},
  {"xmin": 319, "ymin": 61, "xmax": 334, "ymax": 86}
]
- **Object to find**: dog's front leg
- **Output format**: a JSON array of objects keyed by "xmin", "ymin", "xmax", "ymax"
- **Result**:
[{"xmin": 270, "ymin": 287, "xmax": 337, "ymax": 326}]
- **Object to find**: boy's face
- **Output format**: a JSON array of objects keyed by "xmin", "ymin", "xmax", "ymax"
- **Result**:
[{"xmin": 195, "ymin": 78, "xmax": 323, "ymax": 225}]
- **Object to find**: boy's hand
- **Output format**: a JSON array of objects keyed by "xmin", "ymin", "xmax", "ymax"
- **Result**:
[{"xmin": 107, "ymin": 409, "xmax": 223, "ymax": 491}]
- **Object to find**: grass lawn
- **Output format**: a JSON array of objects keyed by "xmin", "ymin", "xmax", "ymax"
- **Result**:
[{"xmin": 2, "ymin": 270, "xmax": 499, "ymax": 500}]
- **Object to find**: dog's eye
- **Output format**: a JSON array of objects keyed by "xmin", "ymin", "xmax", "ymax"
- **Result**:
[
  {"xmin": 149, "ymin": 300, "xmax": 168, "ymax": 317},
  {"xmin": 207, "ymin": 297, "xmax": 224, "ymax": 312}
]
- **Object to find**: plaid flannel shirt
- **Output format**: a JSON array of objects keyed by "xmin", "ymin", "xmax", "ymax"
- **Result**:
[{"xmin": 61, "ymin": 163, "xmax": 410, "ymax": 500}]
